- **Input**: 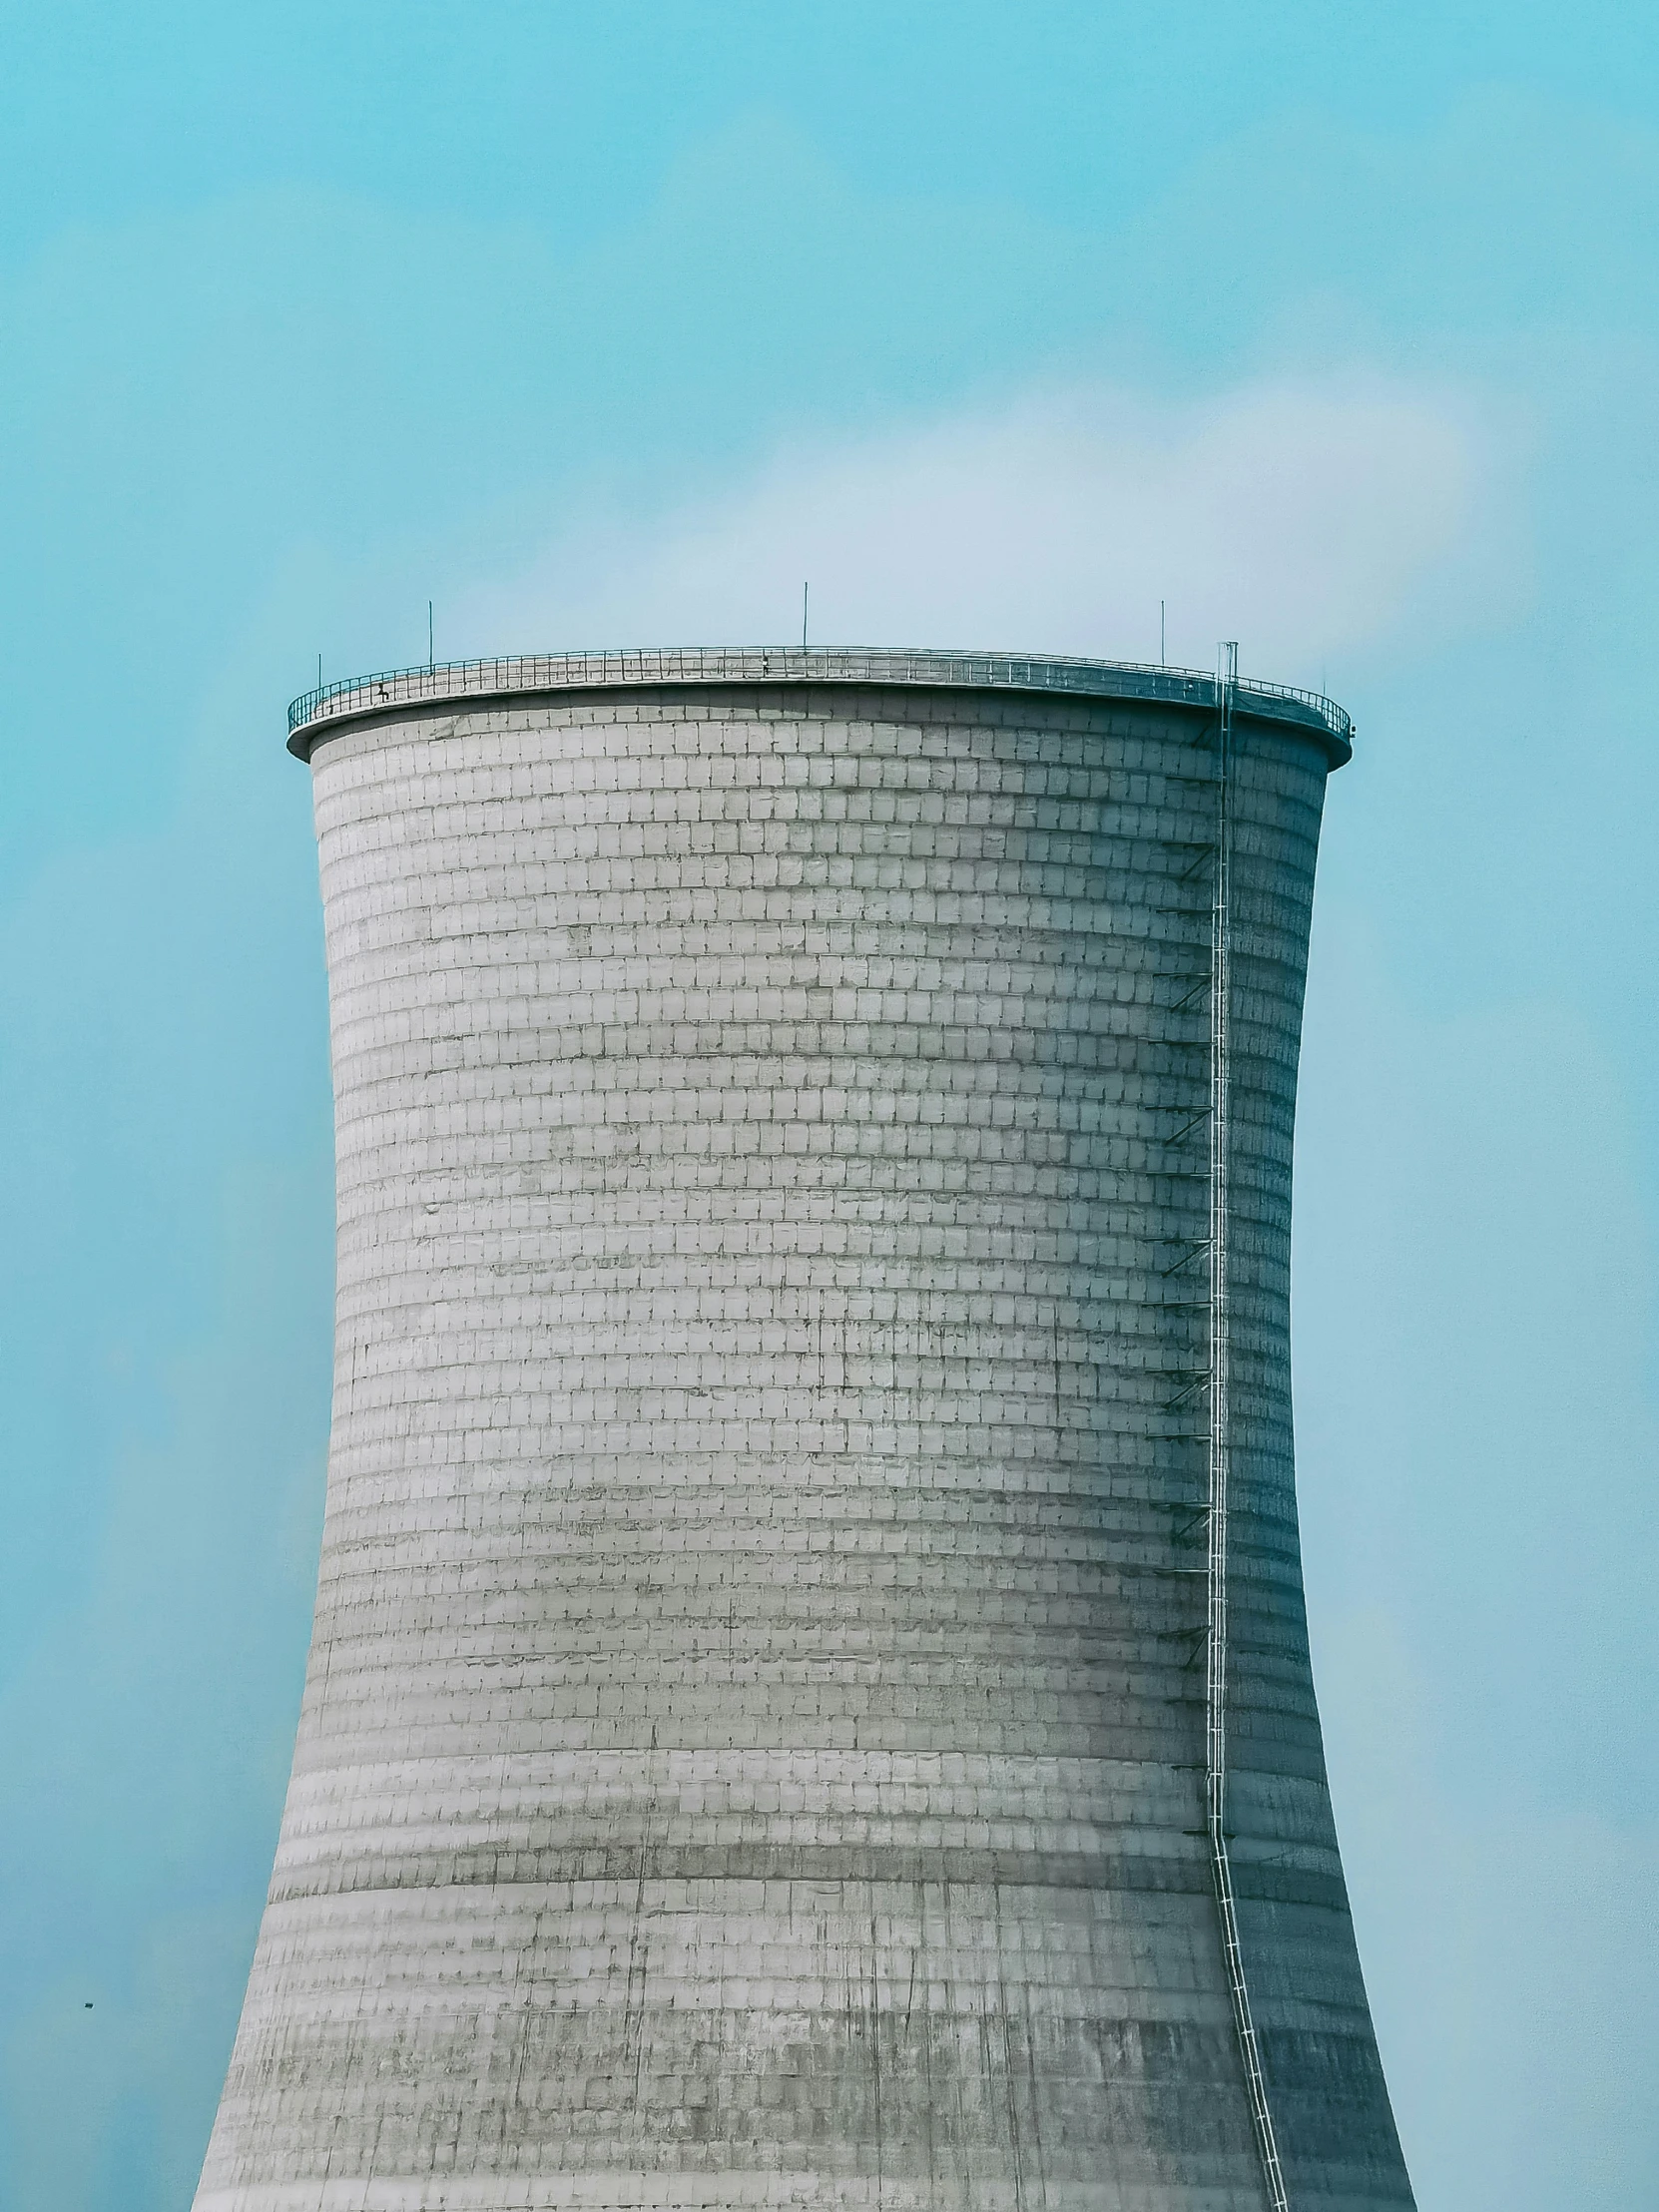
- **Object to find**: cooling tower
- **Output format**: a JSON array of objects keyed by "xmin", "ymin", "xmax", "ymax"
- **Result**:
[{"xmin": 196, "ymin": 649, "xmax": 1413, "ymax": 2212}]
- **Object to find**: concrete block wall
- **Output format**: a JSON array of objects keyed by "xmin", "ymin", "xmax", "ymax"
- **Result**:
[{"xmin": 195, "ymin": 671, "xmax": 1412, "ymax": 2211}]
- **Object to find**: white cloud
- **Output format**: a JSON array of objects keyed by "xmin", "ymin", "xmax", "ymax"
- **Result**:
[{"xmin": 453, "ymin": 375, "xmax": 1522, "ymax": 690}]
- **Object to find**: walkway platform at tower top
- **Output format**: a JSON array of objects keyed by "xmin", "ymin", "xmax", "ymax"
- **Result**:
[{"xmin": 286, "ymin": 646, "xmax": 1354, "ymax": 767}]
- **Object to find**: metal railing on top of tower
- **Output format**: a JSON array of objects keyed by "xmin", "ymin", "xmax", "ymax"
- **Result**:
[{"xmin": 285, "ymin": 647, "xmax": 1354, "ymax": 748}]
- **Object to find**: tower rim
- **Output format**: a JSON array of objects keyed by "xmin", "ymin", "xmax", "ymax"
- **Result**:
[{"xmin": 286, "ymin": 645, "xmax": 1353, "ymax": 767}]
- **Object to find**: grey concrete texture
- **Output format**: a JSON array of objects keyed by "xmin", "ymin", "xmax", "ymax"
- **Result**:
[{"xmin": 196, "ymin": 669, "xmax": 1412, "ymax": 2211}]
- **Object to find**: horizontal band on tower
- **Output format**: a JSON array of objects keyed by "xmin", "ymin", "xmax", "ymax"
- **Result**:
[{"xmin": 286, "ymin": 647, "xmax": 1354, "ymax": 767}]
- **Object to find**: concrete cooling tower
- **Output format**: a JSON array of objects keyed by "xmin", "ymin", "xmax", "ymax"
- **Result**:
[{"xmin": 196, "ymin": 648, "xmax": 1413, "ymax": 2212}]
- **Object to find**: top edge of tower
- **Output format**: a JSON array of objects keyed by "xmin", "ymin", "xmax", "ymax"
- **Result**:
[{"xmin": 286, "ymin": 647, "xmax": 1353, "ymax": 767}]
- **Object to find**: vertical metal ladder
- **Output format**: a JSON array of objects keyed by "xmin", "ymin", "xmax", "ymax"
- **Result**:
[{"xmin": 1207, "ymin": 643, "xmax": 1292, "ymax": 2211}]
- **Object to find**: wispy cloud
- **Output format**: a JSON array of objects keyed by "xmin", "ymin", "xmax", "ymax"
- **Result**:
[{"xmin": 454, "ymin": 375, "xmax": 1522, "ymax": 688}]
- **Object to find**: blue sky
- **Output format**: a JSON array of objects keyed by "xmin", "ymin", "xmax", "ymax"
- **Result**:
[{"xmin": 2, "ymin": 7, "xmax": 1656, "ymax": 2207}]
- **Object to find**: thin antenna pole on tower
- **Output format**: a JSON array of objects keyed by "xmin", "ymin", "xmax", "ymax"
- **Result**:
[
  {"xmin": 428, "ymin": 602, "xmax": 435, "ymax": 674},
  {"xmin": 1160, "ymin": 602, "xmax": 1166, "ymax": 666},
  {"xmin": 803, "ymin": 582, "xmax": 809, "ymax": 651}
]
